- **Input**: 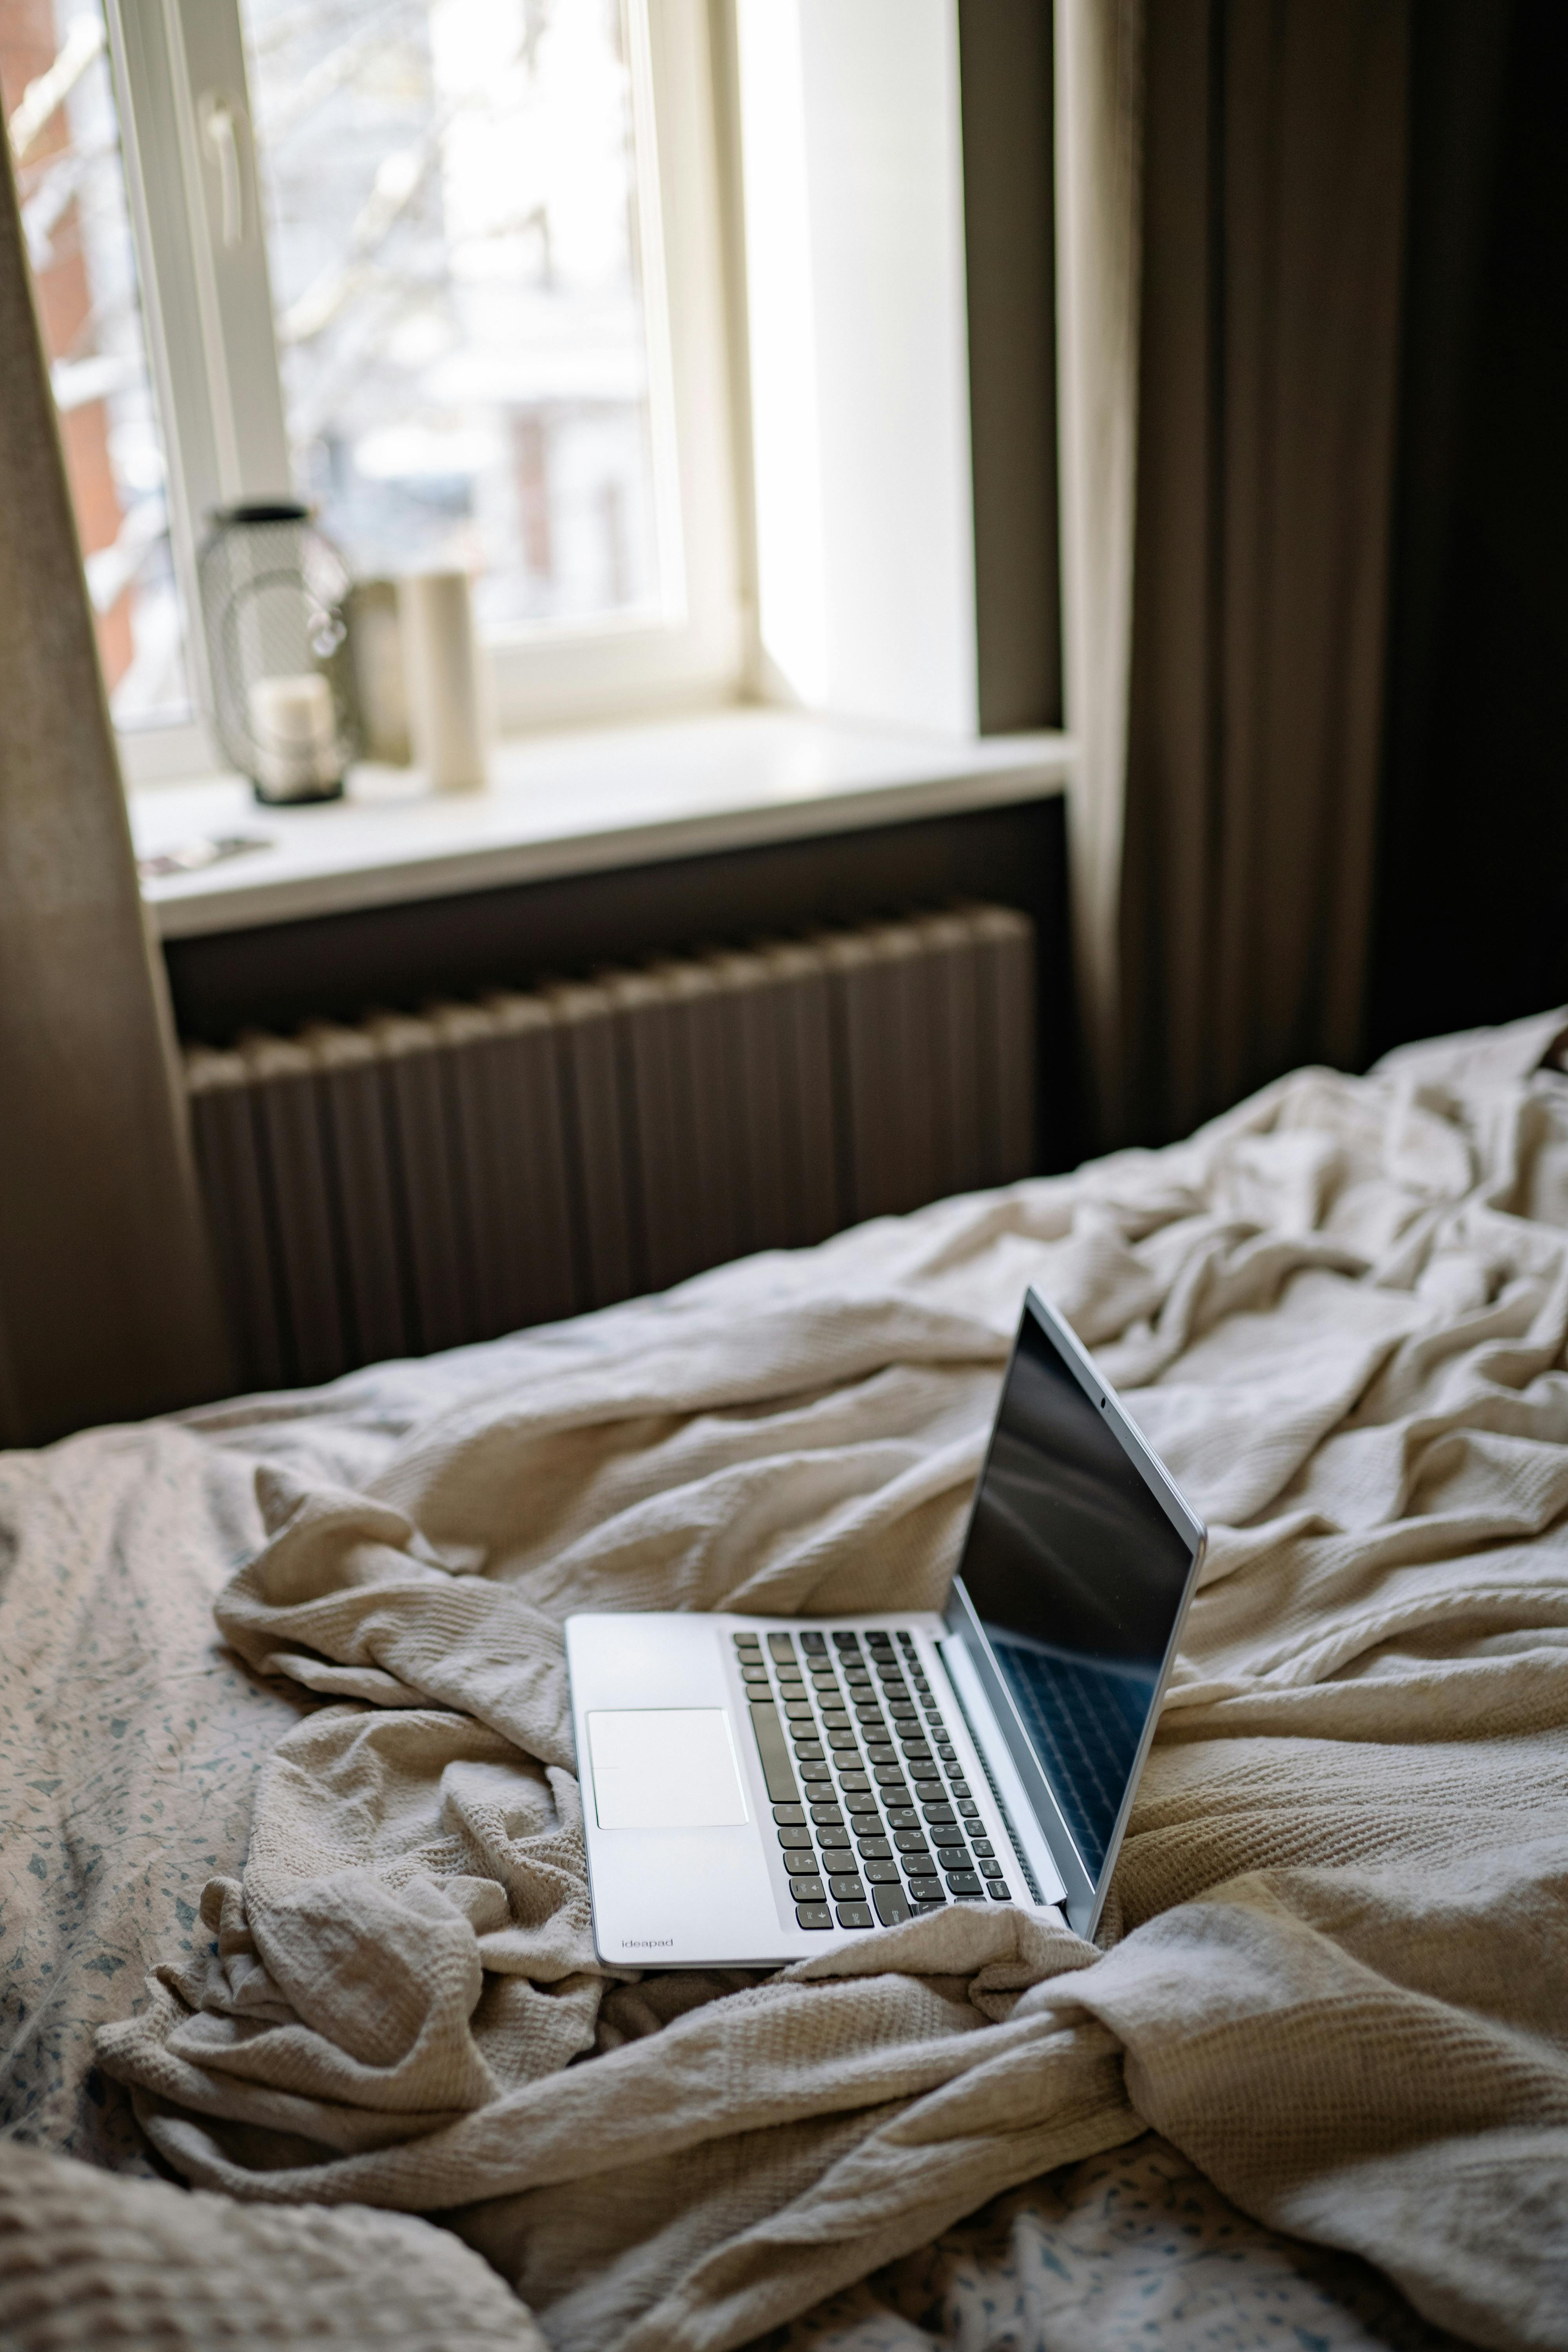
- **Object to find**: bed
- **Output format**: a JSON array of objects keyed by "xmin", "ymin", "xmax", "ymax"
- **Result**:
[{"xmin": 4, "ymin": 1010, "xmax": 1566, "ymax": 2351}]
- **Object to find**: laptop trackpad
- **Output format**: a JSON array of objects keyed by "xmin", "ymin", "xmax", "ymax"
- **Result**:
[{"xmin": 588, "ymin": 1708, "xmax": 749, "ymax": 1830}]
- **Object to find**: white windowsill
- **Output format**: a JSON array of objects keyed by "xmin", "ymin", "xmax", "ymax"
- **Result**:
[{"xmin": 131, "ymin": 706, "xmax": 1075, "ymax": 940}]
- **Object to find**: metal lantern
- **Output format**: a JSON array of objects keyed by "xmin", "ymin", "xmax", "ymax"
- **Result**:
[{"xmin": 197, "ymin": 501, "xmax": 357, "ymax": 804}]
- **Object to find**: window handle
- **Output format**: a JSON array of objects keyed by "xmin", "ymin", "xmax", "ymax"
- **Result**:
[{"xmin": 198, "ymin": 93, "xmax": 246, "ymax": 252}]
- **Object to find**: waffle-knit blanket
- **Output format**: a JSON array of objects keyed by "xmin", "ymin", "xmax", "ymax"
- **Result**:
[{"xmin": 97, "ymin": 1011, "xmax": 1568, "ymax": 2352}]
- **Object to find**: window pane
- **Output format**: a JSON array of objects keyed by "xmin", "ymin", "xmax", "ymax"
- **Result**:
[
  {"xmin": 1, "ymin": 0, "xmax": 191, "ymax": 723},
  {"xmin": 240, "ymin": 0, "xmax": 667, "ymax": 638}
]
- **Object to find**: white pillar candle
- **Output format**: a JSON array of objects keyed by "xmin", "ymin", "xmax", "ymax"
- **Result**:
[
  {"xmin": 247, "ymin": 671, "xmax": 343, "ymax": 799},
  {"xmin": 398, "ymin": 569, "xmax": 489, "ymax": 793}
]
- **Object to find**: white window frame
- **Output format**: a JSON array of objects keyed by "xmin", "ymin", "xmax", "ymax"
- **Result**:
[{"xmin": 104, "ymin": 0, "xmax": 745, "ymax": 786}]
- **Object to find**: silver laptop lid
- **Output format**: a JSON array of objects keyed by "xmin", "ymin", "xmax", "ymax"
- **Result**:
[{"xmin": 943, "ymin": 1287, "xmax": 1206, "ymax": 1939}]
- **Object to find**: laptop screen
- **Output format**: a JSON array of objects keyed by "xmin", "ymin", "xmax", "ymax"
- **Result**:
[{"xmin": 954, "ymin": 1299, "xmax": 1197, "ymax": 1879}]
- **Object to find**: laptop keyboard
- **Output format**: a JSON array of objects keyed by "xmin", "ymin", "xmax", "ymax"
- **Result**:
[{"xmin": 735, "ymin": 1626, "xmax": 1014, "ymax": 1931}]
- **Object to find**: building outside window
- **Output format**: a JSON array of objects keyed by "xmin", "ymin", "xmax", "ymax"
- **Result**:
[{"xmin": 2, "ymin": 0, "xmax": 189, "ymax": 722}]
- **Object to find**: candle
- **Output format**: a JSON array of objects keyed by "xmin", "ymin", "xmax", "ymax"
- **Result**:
[{"xmin": 247, "ymin": 672, "xmax": 343, "ymax": 800}]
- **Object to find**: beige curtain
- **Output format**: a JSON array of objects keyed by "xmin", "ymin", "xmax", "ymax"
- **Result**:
[
  {"xmin": 1116, "ymin": 0, "xmax": 1410, "ymax": 1143},
  {"xmin": 0, "ymin": 132, "xmax": 229, "ymax": 1444}
]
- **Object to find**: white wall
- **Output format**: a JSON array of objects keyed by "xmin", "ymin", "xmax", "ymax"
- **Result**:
[{"xmin": 735, "ymin": 0, "xmax": 978, "ymax": 737}]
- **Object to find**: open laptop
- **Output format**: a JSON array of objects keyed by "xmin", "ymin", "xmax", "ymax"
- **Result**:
[{"xmin": 565, "ymin": 1288, "xmax": 1206, "ymax": 1962}]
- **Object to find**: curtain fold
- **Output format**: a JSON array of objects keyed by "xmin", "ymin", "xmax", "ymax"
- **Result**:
[
  {"xmin": 1053, "ymin": 0, "xmax": 1145, "ymax": 1140},
  {"xmin": 1116, "ymin": 0, "xmax": 1410, "ymax": 1144},
  {"xmin": 0, "ymin": 131, "xmax": 230, "ymax": 1444}
]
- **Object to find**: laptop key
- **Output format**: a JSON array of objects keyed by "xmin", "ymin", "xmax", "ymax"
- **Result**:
[
  {"xmin": 873, "ymin": 1883, "xmax": 910, "ymax": 1926},
  {"xmin": 827, "ymin": 1875, "xmax": 865, "ymax": 1903},
  {"xmin": 789, "ymin": 1875, "xmax": 826, "ymax": 1904},
  {"xmin": 793, "ymin": 1740, "xmax": 825, "ymax": 1764},
  {"xmin": 784, "ymin": 1699, "xmax": 814, "ymax": 1719},
  {"xmin": 872, "ymin": 1763, "xmax": 907, "ymax": 1786},
  {"xmin": 892, "ymin": 1828, "xmax": 929, "ymax": 1852},
  {"xmin": 946, "ymin": 1871, "xmax": 983, "ymax": 1896},
  {"xmin": 863, "ymin": 1858, "xmax": 900, "ymax": 1884},
  {"xmin": 777, "ymin": 1825, "xmax": 813, "ymax": 1851},
  {"xmin": 800, "ymin": 1630, "xmax": 828, "ymax": 1653},
  {"xmin": 828, "ymin": 1728, "xmax": 859, "ymax": 1751},
  {"xmin": 773, "ymin": 1802, "xmax": 806, "ymax": 1826},
  {"xmin": 837, "ymin": 1771, "xmax": 872, "ymax": 1795},
  {"xmin": 810, "ymin": 1802, "xmax": 845, "ymax": 1827},
  {"xmin": 934, "ymin": 1846, "xmax": 969, "ymax": 1871},
  {"xmin": 801, "ymin": 1761, "xmax": 833, "ymax": 1784},
  {"xmin": 797, "ymin": 1904, "xmax": 833, "ymax": 1929},
  {"xmin": 768, "ymin": 1633, "xmax": 796, "ymax": 1659},
  {"xmin": 956, "ymin": 1798, "xmax": 980, "ymax": 1817},
  {"xmin": 835, "ymin": 1902, "xmax": 873, "ymax": 1929},
  {"xmin": 989, "ymin": 1884, "xmax": 1011, "ymax": 1901},
  {"xmin": 978, "ymin": 1858, "xmax": 1004, "ymax": 1878},
  {"xmin": 969, "ymin": 1837, "xmax": 994, "ymax": 1857},
  {"xmin": 856, "ymin": 1835, "xmax": 892, "ymax": 1860},
  {"xmin": 748, "ymin": 1700, "xmax": 799, "ymax": 1805}
]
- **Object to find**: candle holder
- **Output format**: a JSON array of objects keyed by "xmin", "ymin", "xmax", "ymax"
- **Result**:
[{"xmin": 197, "ymin": 501, "xmax": 357, "ymax": 804}]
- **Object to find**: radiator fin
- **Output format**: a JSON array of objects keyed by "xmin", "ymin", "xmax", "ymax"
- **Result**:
[{"xmin": 185, "ymin": 904, "xmax": 1037, "ymax": 1391}]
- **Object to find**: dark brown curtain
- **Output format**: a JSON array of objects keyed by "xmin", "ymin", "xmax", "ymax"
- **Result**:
[
  {"xmin": 0, "ymin": 133, "xmax": 230, "ymax": 1443},
  {"xmin": 1118, "ymin": 0, "xmax": 1410, "ymax": 1143},
  {"xmin": 1368, "ymin": 0, "xmax": 1563, "ymax": 1057}
]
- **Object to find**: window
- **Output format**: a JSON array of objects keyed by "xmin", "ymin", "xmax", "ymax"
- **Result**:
[{"xmin": 4, "ymin": 0, "xmax": 741, "ymax": 773}]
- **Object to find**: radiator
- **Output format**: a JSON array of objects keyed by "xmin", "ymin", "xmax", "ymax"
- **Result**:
[{"xmin": 184, "ymin": 902, "xmax": 1036, "ymax": 1393}]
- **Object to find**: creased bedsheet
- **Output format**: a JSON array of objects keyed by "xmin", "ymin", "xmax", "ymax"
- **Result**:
[{"xmin": 69, "ymin": 1007, "xmax": 1568, "ymax": 2352}]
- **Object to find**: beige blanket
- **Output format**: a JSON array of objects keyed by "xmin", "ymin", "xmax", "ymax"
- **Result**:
[{"xmin": 98, "ymin": 1012, "xmax": 1568, "ymax": 2352}]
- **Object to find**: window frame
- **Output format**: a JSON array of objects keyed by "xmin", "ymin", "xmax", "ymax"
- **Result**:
[{"xmin": 103, "ymin": 0, "xmax": 745, "ymax": 786}]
